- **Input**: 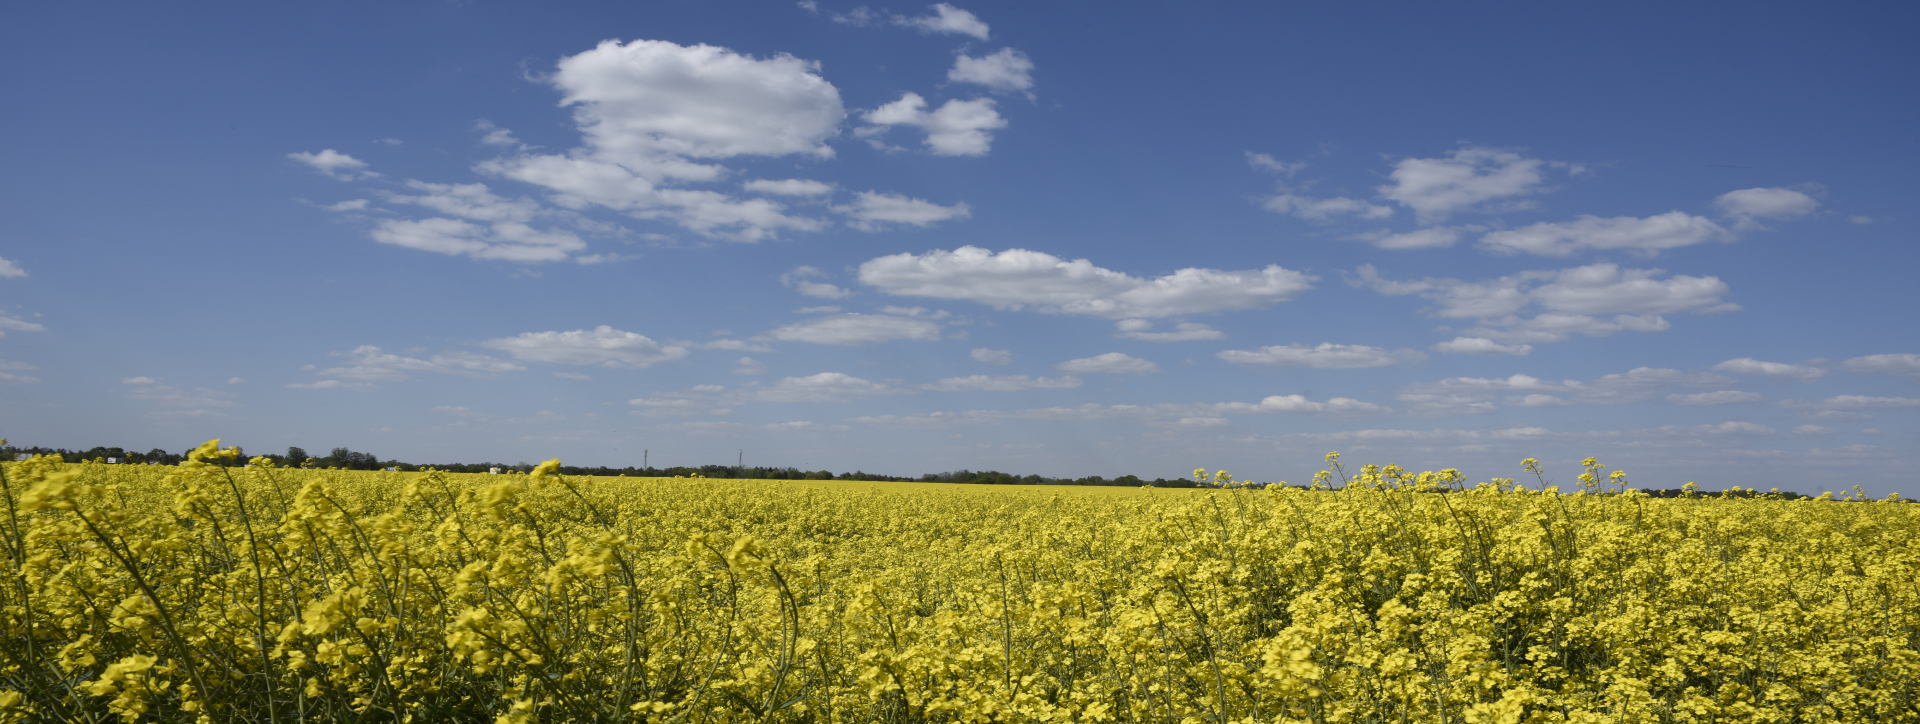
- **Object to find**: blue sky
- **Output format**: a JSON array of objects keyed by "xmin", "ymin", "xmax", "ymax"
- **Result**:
[{"xmin": 3, "ymin": 1, "xmax": 1917, "ymax": 493}]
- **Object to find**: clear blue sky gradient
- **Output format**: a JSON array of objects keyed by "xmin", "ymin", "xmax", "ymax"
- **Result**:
[{"xmin": 3, "ymin": 1, "xmax": 1916, "ymax": 493}]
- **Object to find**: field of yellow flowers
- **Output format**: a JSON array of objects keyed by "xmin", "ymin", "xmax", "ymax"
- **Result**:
[{"xmin": 1, "ymin": 441, "xmax": 1916, "ymax": 723}]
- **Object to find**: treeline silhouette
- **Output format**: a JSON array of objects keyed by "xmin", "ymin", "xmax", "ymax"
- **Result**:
[{"xmin": 1, "ymin": 443, "xmax": 1202, "ymax": 487}]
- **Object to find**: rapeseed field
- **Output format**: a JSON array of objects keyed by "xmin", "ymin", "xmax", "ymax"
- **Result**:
[{"xmin": 1, "ymin": 440, "xmax": 1915, "ymax": 723}]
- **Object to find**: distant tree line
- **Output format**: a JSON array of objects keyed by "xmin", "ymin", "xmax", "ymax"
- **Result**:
[{"xmin": 1, "ymin": 443, "xmax": 1209, "ymax": 486}]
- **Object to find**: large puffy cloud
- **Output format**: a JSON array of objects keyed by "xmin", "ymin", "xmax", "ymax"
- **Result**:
[
  {"xmin": 861, "ymin": 246, "xmax": 1315, "ymax": 319},
  {"xmin": 1056, "ymin": 353, "xmax": 1160, "ymax": 375},
  {"xmin": 949, "ymin": 48, "xmax": 1033, "ymax": 93},
  {"xmin": 1431, "ymin": 337, "xmax": 1533, "ymax": 356},
  {"xmin": 1715, "ymin": 187, "xmax": 1820, "ymax": 229},
  {"xmin": 1479, "ymin": 212, "xmax": 1732, "ymax": 257},
  {"xmin": 0, "ymin": 256, "xmax": 28, "ymax": 278},
  {"xmin": 1377, "ymin": 147, "xmax": 1549, "ymax": 223},
  {"xmin": 1217, "ymin": 343, "xmax": 1426, "ymax": 368},
  {"xmin": 482, "ymin": 326, "xmax": 689, "ymax": 368},
  {"xmin": 860, "ymin": 93, "xmax": 1006, "ymax": 156},
  {"xmin": 1355, "ymin": 263, "xmax": 1736, "ymax": 346},
  {"xmin": 1712, "ymin": 357, "xmax": 1826, "ymax": 382},
  {"xmin": 768, "ymin": 313, "xmax": 942, "ymax": 345}
]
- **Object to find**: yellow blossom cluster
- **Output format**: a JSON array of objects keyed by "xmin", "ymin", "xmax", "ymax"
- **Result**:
[{"xmin": 0, "ymin": 440, "xmax": 1915, "ymax": 722}]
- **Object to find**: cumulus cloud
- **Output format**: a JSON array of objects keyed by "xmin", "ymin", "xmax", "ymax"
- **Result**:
[
  {"xmin": 860, "ymin": 93, "xmax": 1006, "ymax": 156},
  {"xmin": 744, "ymin": 178, "xmax": 836, "ymax": 196},
  {"xmin": 1711, "ymin": 357, "xmax": 1826, "ymax": 382},
  {"xmin": 1377, "ymin": 147, "xmax": 1548, "ymax": 223},
  {"xmin": 861, "ymin": 246, "xmax": 1314, "ymax": 319},
  {"xmin": 467, "ymin": 39, "xmax": 860, "ymax": 242},
  {"xmin": 1714, "ymin": 187, "xmax": 1820, "ymax": 230},
  {"xmin": 0, "ymin": 313, "xmax": 46, "ymax": 336},
  {"xmin": 1355, "ymin": 263, "xmax": 1736, "ymax": 346},
  {"xmin": 948, "ymin": 48, "xmax": 1033, "ymax": 93},
  {"xmin": 921, "ymin": 374, "xmax": 1082, "ymax": 391},
  {"xmin": 1479, "ymin": 212, "xmax": 1733, "ymax": 258},
  {"xmin": 312, "ymin": 346, "xmax": 526, "ymax": 381},
  {"xmin": 1113, "ymin": 320, "xmax": 1225, "ymax": 342},
  {"xmin": 1431, "ymin": 337, "xmax": 1533, "ymax": 356},
  {"xmin": 0, "ymin": 256, "xmax": 26, "ymax": 278},
  {"xmin": 1246, "ymin": 152, "xmax": 1306, "ymax": 176},
  {"xmin": 287, "ymin": 379, "xmax": 375, "ymax": 391},
  {"xmin": 1056, "ymin": 353, "xmax": 1160, "ymax": 375},
  {"xmin": 1261, "ymin": 194, "xmax": 1393, "ymax": 222},
  {"xmin": 971, "ymin": 348, "xmax": 1013, "ymax": 365},
  {"xmin": 288, "ymin": 149, "xmax": 375, "ymax": 180},
  {"xmin": 831, "ymin": 191, "xmax": 971, "ymax": 230},
  {"xmin": 768, "ymin": 313, "xmax": 942, "ymax": 345},
  {"xmin": 1217, "ymin": 343, "xmax": 1425, "ymax": 368},
  {"xmin": 1808, "ymin": 395, "xmax": 1920, "ymax": 410},
  {"xmin": 1667, "ymin": 390, "xmax": 1765, "ymax": 405},
  {"xmin": 781, "ymin": 266, "xmax": 855, "ymax": 299},
  {"xmin": 0, "ymin": 360, "xmax": 40, "ymax": 384},
  {"xmin": 897, "ymin": 3, "xmax": 990, "ymax": 39},
  {"xmin": 1839, "ymin": 353, "xmax": 1920, "ymax": 377},
  {"xmin": 482, "ymin": 326, "xmax": 689, "ymax": 368},
  {"xmin": 732, "ymin": 356, "xmax": 769, "ymax": 375}
]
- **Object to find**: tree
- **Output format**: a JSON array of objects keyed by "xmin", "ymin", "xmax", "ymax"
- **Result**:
[{"xmin": 287, "ymin": 447, "xmax": 308, "ymax": 466}]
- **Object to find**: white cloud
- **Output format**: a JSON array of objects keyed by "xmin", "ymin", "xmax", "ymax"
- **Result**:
[
  {"xmin": 288, "ymin": 149, "xmax": 375, "ymax": 180},
  {"xmin": 750, "ymin": 372, "xmax": 907, "ymax": 402},
  {"xmin": 1056, "ymin": 353, "xmax": 1160, "ymax": 375},
  {"xmin": 1114, "ymin": 320, "xmax": 1226, "ymax": 342},
  {"xmin": 861, "ymin": 246, "xmax": 1314, "ymax": 319},
  {"xmin": 948, "ymin": 48, "xmax": 1033, "ymax": 93},
  {"xmin": 921, "ymin": 374, "xmax": 1082, "ymax": 391},
  {"xmin": 781, "ymin": 266, "xmax": 856, "ymax": 299},
  {"xmin": 1217, "ymin": 343, "xmax": 1425, "ymax": 368},
  {"xmin": 850, "ymin": 411, "xmax": 999, "ymax": 429},
  {"xmin": 1667, "ymin": 390, "xmax": 1765, "ymax": 405},
  {"xmin": 0, "ymin": 313, "xmax": 46, "ymax": 336},
  {"xmin": 121, "ymin": 376, "xmax": 158, "ymax": 385},
  {"xmin": 0, "ymin": 311, "xmax": 45, "ymax": 337},
  {"xmin": 473, "ymin": 39, "xmax": 848, "ymax": 242},
  {"xmin": 0, "ymin": 256, "xmax": 28, "ymax": 277},
  {"xmin": 861, "ymin": 93, "xmax": 1006, "ymax": 156},
  {"xmin": 1714, "ymin": 187, "xmax": 1820, "ymax": 230},
  {"xmin": 794, "ymin": 305, "xmax": 841, "ymax": 314},
  {"xmin": 1377, "ymin": 147, "xmax": 1548, "ymax": 223},
  {"xmin": 0, "ymin": 371, "xmax": 40, "ymax": 384},
  {"xmin": 898, "ymin": 3, "xmax": 990, "ymax": 39},
  {"xmin": 831, "ymin": 191, "xmax": 971, "ymax": 230},
  {"xmin": 1478, "ymin": 212, "xmax": 1733, "ymax": 257},
  {"xmin": 1208, "ymin": 395, "xmax": 1392, "ymax": 416},
  {"xmin": 768, "ymin": 313, "xmax": 942, "ymax": 345},
  {"xmin": 1349, "ymin": 226, "xmax": 1471, "ymax": 250},
  {"xmin": 1793, "ymin": 424, "xmax": 1837, "ymax": 435},
  {"xmin": 1851, "ymin": 216, "xmax": 1872, "ymax": 224},
  {"xmin": 1711, "ymin": 357, "xmax": 1826, "ymax": 382},
  {"xmin": 324, "ymin": 199, "xmax": 370, "ymax": 212},
  {"xmin": 1395, "ymin": 367, "xmax": 1734, "ymax": 417},
  {"xmin": 1813, "ymin": 395, "xmax": 1920, "ymax": 409},
  {"xmin": 1431, "ymin": 337, "xmax": 1533, "ymax": 356},
  {"xmin": 699, "ymin": 339, "xmax": 774, "ymax": 352},
  {"xmin": 288, "ymin": 380, "xmax": 374, "ymax": 391},
  {"xmin": 553, "ymin": 372, "xmax": 592, "ymax": 380},
  {"xmin": 744, "ymin": 178, "xmax": 835, "ymax": 196},
  {"xmin": 1840, "ymin": 353, "xmax": 1920, "ymax": 377},
  {"xmin": 1246, "ymin": 152, "xmax": 1305, "ymax": 176},
  {"xmin": 481, "ymin": 326, "xmax": 689, "ymax": 368},
  {"xmin": 971, "ymin": 348, "xmax": 1012, "ymax": 365},
  {"xmin": 385, "ymin": 180, "xmax": 542, "ymax": 222},
  {"xmin": 314, "ymin": 346, "xmax": 525, "ymax": 381},
  {"xmin": 227, "ymin": 377, "xmax": 244, "ymax": 384},
  {"xmin": 1637, "ymin": 421, "xmax": 1775, "ymax": 436},
  {"xmin": 1356, "ymin": 263, "xmax": 1735, "ymax": 346},
  {"xmin": 1261, "ymin": 194, "xmax": 1393, "ymax": 222},
  {"xmin": 369, "ymin": 218, "xmax": 587, "ymax": 262},
  {"xmin": 732, "ymin": 356, "xmax": 769, "ymax": 375}
]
